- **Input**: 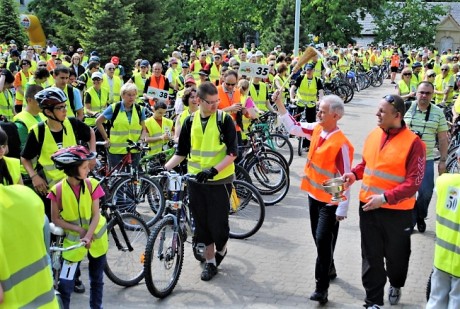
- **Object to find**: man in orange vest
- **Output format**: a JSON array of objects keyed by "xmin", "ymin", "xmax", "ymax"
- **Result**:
[
  {"xmin": 343, "ymin": 94, "xmax": 425, "ymax": 309},
  {"xmin": 273, "ymin": 90, "xmax": 354, "ymax": 305},
  {"xmin": 143, "ymin": 62, "xmax": 170, "ymax": 106}
]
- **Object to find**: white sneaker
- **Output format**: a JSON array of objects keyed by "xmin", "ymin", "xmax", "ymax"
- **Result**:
[{"xmin": 388, "ymin": 285, "xmax": 401, "ymax": 305}]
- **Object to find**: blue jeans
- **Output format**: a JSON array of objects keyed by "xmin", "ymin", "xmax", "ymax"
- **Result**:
[
  {"xmin": 58, "ymin": 253, "xmax": 106, "ymax": 309},
  {"xmin": 413, "ymin": 160, "xmax": 434, "ymax": 225}
]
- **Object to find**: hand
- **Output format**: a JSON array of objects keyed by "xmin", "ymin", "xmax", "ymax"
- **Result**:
[
  {"xmin": 81, "ymin": 234, "xmax": 92, "ymax": 249},
  {"xmin": 104, "ymin": 139, "xmax": 110, "ymax": 148},
  {"xmin": 362, "ymin": 194, "xmax": 384, "ymax": 212},
  {"xmin": 342, "ymin": 172, "xmax": 356, "ymax": 186},
  {"xmin": 233, "ymin": 104, "xmax": 243, "ymax": 112},
  {"xmin": 336, "ymin": 215, "xmax": 346, "ymax": 221},
  {"xmin": 196, "ymin": 167, "xmax": 218, "ymax": 183},
  {"xmin": 438, "ymin": 161, "xmax": 447, "ymax": 175},
  {"xmin": 32, "ymin": 175, "xmax": 48, "ymax": 196},
  {"xmin": 77, "ymin": 227, "xmax": 87, "ymax": 239}
]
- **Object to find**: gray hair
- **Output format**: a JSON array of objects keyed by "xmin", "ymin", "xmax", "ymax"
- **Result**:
[{"xmin": 323, "ymin": 94, "xmax": 344, "ymax": 117}]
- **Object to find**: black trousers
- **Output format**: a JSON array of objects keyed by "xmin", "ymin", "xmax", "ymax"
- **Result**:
[
  {"xmin": 296, "ymin": 105, "xmax": 317, "ymax": 148},
  {"xmin": 188, "ymin": 181, "xmax": 231, "ymax": 252},
  {"xmin": 359, "ymin": 203, "xmax": 412, "ymax": 306},
  {"xmin": 308, "ymin": 196, "xmax": 339, "ymax": 291}
]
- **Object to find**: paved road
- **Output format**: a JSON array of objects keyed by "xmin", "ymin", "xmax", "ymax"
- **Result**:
[{"xmin": 74, "ymin": 77, "xmax": 435, "ymax": 308}]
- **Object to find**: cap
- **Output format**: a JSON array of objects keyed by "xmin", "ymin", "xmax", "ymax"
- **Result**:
[
  {"xmin": 169, "ymin": 58, "xmax": 178, "ymax": 64},
  {"xmin": 77, "ymin": 48, "xmax": 84, "ymax": 52},
  {"xmin": 51, "ymin": 51, "xmax": 58, "ymax": 56},
  {"xmin": 412, "ymin": 62, "xmax": 422, "ymax": 68},
  {"xmin": 10, "ymin": 39, "xmax": 16, "ymax": 44},
  {"xmin": 181, "ymin": 62, "xmax": 190, "ymax": 68},
  {"xmin": 255, "ymin": 50, "xmax": 264, "ymax": 57},
  {"xmin": 90, "ymin": 51, "xmax": 99, "ymax": 57},
  {"xmin": 89, "ymin": 56, "xmax": 100, "ymax": 63},
  {"xmin": 305, "ymin": 63, "xmax": 314, "ymax": 70},
  {"xmin": 276, "ymin": 45, "xmax": 281, "ymax": 49},
  {"xmin": 111, "ymin": 56, "xmax": 119, "ymax": 65},
  {"xmin": 198, "ymin": 69, "xmax": 208, "ymax": 76},
  {"xmin": 91, "ymin": 72, "xmax": 103, "ymax": 80},
  {"xmin": 411, "ymin": 49, "xmax": 417, "ymax": 53},
  {"xmin": 185, "ymin": 77, "xmax": 196, "ymax": 85},
  {"xmin": 10, "ymin": 50, "xmax": 20, "ymax": 57},
  {"xmin": 140, "ymin": 60, "xmax": 150, "ymax": 67}
]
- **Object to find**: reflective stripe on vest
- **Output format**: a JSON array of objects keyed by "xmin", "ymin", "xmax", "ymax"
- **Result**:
[
  {"xmin": 145, "ymin": 116, "xmax": 174, "ymax": 155},
  {"xmin": 433, "ymin": 173, "xmax": 460, "ymax": 277},
  {"xmin": 109, "ymin": 103, "xmax": 143, "ymax": 154},
  {"xmin": 0, "ymin": 185, "xmax": 58, "ymax": 308},
  {"xmin": 359, "ymin": 127, "xmax": 419, "ymax": 210},
  {"xmin": 300, "ymin": 125, "xmax": 354, "ymax": 203},
  {"xmin": 187, "ymin": 111, "xmax": 234, "ymax": 180},
  {"xmin": 133, "ymin": 73, "xmax": 148, "ymax": 94},
  {"xmin": 297, "ymin": 76, "xmax": 317, "ymax": 107},
  {"xmin": 249, "ymin": 83, "xmax": 268, "ymax": 111},
  {"xmin": 209, "ymin": 64, "xmax": 220, "ymax": 84},
  {"xmin": 62, "ymin": 85, "xmax": 75, "ymax": 117},
  {"xmin": 31, "ymin": 118, "xmax": 77, "ymax": 188},
  {"xmin": 3, "ymin": 157, "xmax": 21, "ymax": 185},
  {"xmin": 84, "ymin": 87, "xmax": 108, "ymax": 126},
  {"xmin": 51, "ymin": 178, "xmax": 108, "ymax": 262},
  {"xmin": 192, "ymin": 60, "xmax": 203, "ymax": 81},
  {"xmin": 0, "ymin": 89, "xmax": 14, "ymax": 121},
  {"xmin": 102, "ymin": 75, "xmax": 122, "ymax": 104}
]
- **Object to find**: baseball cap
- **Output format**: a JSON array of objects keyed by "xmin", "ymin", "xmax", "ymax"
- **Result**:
[
  {"xmin": 185, "ymin": 77, "xmax": 196, "ymax": 85},
  {"xmin": 91, "ymin": 72, "xmax": 103, "ymax": 80},
  {"xmin": 51, "ymin": 51, "xmax": 58, "ymax": 56},
  {"xmin": 111, "ymin": 56, "xmax": 119, "ymax": 65},
  {"xmin": 305, "ymin": 63, "xmax": 314, "ymax": 70},
  {"xmin": 255, "ymin": 50, "xmax": 264, "ymax": 57},
  {"xmin": 77, "ymin": 48, "xmax": 84, "ymax": 53},
  {"xmin": 140, "ymin": 60, "xmax": 150, "ymax": 67},
  {"xmin": 412, "ymin": 62, "xmax": 422, "ymax": 68},
  {"xmin": 169, "ymin": 58, "xmax": 178, "ymax": 64},
  {"xmin": 90, "ymin": 51, "xmax": 99, "ymax": 57},
  {"xmin": 10, "ymin": 50, "xmax": 20, "ymax": 57},
  {"xmin": 181, "ymin": 62, "xmax": 190, "ymax": 68},
  {"xmin": 276, "ymin": 45, "xmax": 281, "ymax": 49},
  {"xmin": 198, "ymin": 69, "xmax": 208, "ymax": 76},
  {"xmin": 89, "ymin": 56, "xmax": 100, "ymax": 63}
]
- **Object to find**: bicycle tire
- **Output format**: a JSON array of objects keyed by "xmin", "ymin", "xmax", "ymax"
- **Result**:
[
  {"xmin": 111, "ymin": 176, "xmax": 165, "ymax": 227},
  {"xmin": 266, "ymin": 133, "xmax": 293, "ymax": 166},
  {"xmin": 235, "ymin": 164, "xmax": 253, "ymax": 183},
  {"xmin": 246, "ymin": 156, "xmax": 290, "ymax": 205},
  {"xmin": 104, "ymin": 212, "xmax": 150, "ymax": 287},
  {"xmin": 229, "ymin": 180, "xmax": 265, "ymax": 239},
  {"xmin": 144, "ymin": 216, "xmax": 184, "ymax": 298}
]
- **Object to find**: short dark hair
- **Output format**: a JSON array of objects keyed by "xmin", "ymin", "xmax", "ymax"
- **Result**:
[
  {"xmin": 418, "ymin": 81, "xmax": 435, "ymax": 91},
  {"xmin": 223, "ymin": 70, "xmax": 238, "ymax": 80},
  {"xmin": 154, "ymin": 101, "xmax": 167, "ymax": 110},
  {"xmin": 197, "ymin": 82, "xmax": 218, "ymax": 99},
  {"xmin": 25, "ymin": 84, "xmax": 44, "ymax": 100},
  {"xmin": 34, "ymin": 67, "xmax": 50, "ymax": 80},
  {"xmin": 53, "ymin": 65, "xmax": 70, "ymax": 76},
  {"xmin": 62, "ymin": 165, "xmax": 81, "ymax": 178}
]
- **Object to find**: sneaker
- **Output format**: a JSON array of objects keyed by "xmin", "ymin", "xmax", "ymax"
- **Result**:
[
  {"xmin": 329, "ymin": 263, "xmax": 337, "ymax": 280},
  {"xmin": 417, "ymin": 218, "xmax": 426, "ymax": 233},
  {"xmin": 391, "ymin": 81, "xmax": 396, "ymax": 84},
  {"xmin": 366, "ymin": 305, "xmax": 384, "ymax": 309},
  {"xmin": 309, "ymin": 289, "xmax": 328, "ymax": 304},
  {"xmin": 216, "ymin": 248, "xmax": 227, "ymax": 267},
  {"xmin": 201, "ymin": 263, "xmax": 218, "ymax": 281},
  {"xmin": 74, "ymin": 279, "xmax": 85, "ymax": 294},
  {"xmin": 388, "ymin": 286, "xmax": 401, "ymax": 305}
]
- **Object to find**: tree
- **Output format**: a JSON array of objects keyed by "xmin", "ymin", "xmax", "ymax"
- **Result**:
[
  {"xmin": 372, "ymin": 0, "xmax": 447, "ymax": 48},
  {"xmin": 0, "ymin": 0, "xmax": 27, "ymax": 47},
  {"xmin": 80, "ymin": 0, "xmax": 141, "ymax": 72}
]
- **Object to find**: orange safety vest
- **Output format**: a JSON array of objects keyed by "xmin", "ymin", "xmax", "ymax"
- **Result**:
[
  {"xmin": 148, "ymin": 75, "xmax": 166, "ymax": 106},
  {"xmin": 300, "ymin": 125, "xmax": 354, "ymax": 203},
  {"xmin": 217, "ymin": 85, "xmax": 241, "ymax": 131},
  {"xmin": 360, "ymin": 127, "xmax": 421, "ymax": 210}
]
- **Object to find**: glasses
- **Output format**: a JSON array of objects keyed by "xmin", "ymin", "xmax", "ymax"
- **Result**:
[
  {"xmin": 441, "ymin": 68, "xmax": 449, "ymax": 71},
  {"xmin": 225, "ymin": 82, "xmax": 236, "ymax": 86},
  {"xmin": 418, "ymin": 91, "xmax": 433, "ymax": 96},
  {"xmin": 92, "ymin": 78, "xmax": 102, "ymax": 82},
  {"xmin": 214, "ymin": 57, "xmax": 221, "ymax": 60},
  {"xmin": 78, "ymin": 52, "xmax": 83, "ymax": 54},
  {"xmin": 200, "ymin": 97, "xmax": 220, "ymax": 105},
  {"xmin": 428, "ymin": 74, "xmax": 436, "ymax": 78},
  {"xmin": 38, "ymin": 64, "xmax": 47, "ymax": 67},
  {"xmin": 403, "ymin": 73, "xmax": 412, "ymax": 76},
  {"xmin": 233, "ymin": 66, "xmax": 240, "ymax": 70},
  {"xmin": 27, "ymin": 48, "xmax": 34, "ymax": 51},
  {"xmin": 22, "ymin": 63, "xmax": 30, "ymax": 66},
  {"xmin": 53, "ymin": 105, "xmax": 67, "ymax": 111},
  {"xmin": 108, "ymin": 68, "xmax": 115, "ymax": 71}
]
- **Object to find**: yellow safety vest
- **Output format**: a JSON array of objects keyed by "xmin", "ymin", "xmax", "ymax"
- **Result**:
[
  {"xmin": 297, "ymin": 76, "xmax": 318, "ymax": 107},
  {"xmin": 15, "ymin": 71, "xmax": 30, "ymax": 104},
  {"xmin": 209, "ymin": 64, "xmax": 220, "ymax": 85},
  {"xmin": 0, "ymin": 184, "xmax": 59, "ymax": 308},
  {"xmin": 145, "ymin": 116, "xmax": 174, "ymax": 155},
  {"xmin": 434, "ymin": 75, "xmax": 454, "ymax": 104},
  {"xmin": 102, "ymin": 75, "xmax": 122, "ymax": 104},
  {"xmin": 187, "ymin": 111, "xmax": 234, "ymax": 180},
  {"xmin": 50, "ymin": 178, "xmax": 108, "ymax": 262},
  {"xmin": 109, "ymin": 103, "xmax": 143, "ymax": 154},
  {"xmin": 132, "ymin": 73, "xmax": 149, "ymax": 95},
  {"xmin": 191, "ymin": 60, "xmax": 204, "ymax": 81},
  {"xmin": 249, "ymin": 83, "xmax": 268, "ymax": 112},
  {"xmin": 433, "ymin": 173, "xmax": 460, "ymax": 277},
  {"xmin": 84, "ymin": 87, "xmax": 108, "ymax": 126},
  {"xmin": 166, "ymin": 67, "xmax": 179, "ymax": 95},
  {"xmin": 31, "ymin": 118, "xmax": 77, "ymax": 188},
  {"xmin": 0, "ymin": 89, "xmax": 14, "ymax": 121},
  {"xmin": 179, "ymin": 108, "xmax": 190, "ymax": 127},
  {"xmin": 3, "ymin": 157, "xmax": 20, "ymax": 184}
]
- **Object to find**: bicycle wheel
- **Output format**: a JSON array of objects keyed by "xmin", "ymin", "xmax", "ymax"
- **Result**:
[
  {"xmin": 144, "ymin": 216, "xmax": 184, "ymax": 298},
  {"xmin": 247, "ymin": 157, "xmax": 290, "ymax": 206},
  {"xmin": 111, "ymin": 176, "xmax": 165, "ymax": 227},
  {"xmin": 235, "ymin": 164, "xmax": 252, "ymax": 183},
  {"xmin": 104, "ymin": 213, "xmax": 150, "ymax": 287},
  {"xmin": 229, "ymin": 180, "xmax": 265, "ymax": 239},
  {"xmin": 266, "ymin": 133, "xmax": 293, "ymax": 166}
]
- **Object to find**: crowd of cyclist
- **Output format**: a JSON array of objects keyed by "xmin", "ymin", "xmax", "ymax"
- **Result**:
[{"xmin": 1, "ymin": 37, "xmax": 460, "ymax": 308}]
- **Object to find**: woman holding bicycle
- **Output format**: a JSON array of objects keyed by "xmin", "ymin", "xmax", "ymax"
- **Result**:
[{"xmin": 47, "ymin": 145, "xmax": 108, "ymax": 309}]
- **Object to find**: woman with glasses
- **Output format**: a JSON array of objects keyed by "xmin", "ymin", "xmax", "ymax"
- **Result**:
[
  {"xmin": 397, "ymin": 69, "xmax": 417, "ymax": 107},
  {"xmin": 434, "ymin": 65, "xmax": 455, "ymax": 106}
]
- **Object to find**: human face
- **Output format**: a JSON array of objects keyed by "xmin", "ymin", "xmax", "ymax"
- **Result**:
[
  {"xmin": 68, "ymin": 75, "xmax": 76, "ymax": 85},
  {"xmin": 416, "ymin": 83, "xmax": 434, "ymax": 106},
  {"xmin": 189, "ymin": 91, "xmax": 199, "ymax": 112},
  {"xmin": 106, "ymin": 65, "xmax": 115, "ymax": 77},
  {"xmin": 402, "ymin": 71, "xmax": 412, "ymax": 80},
  {"xmin": 214, "ymin": 55, "xmax": 222, "ymax": 65},
  {"xmin": 316, "ymin": 101, "xmax": 336, "ymax": 130},
  {"xmin": 55, "ymin": 60, "xmax": 62, "ymax": 66},
  {"xmin": 199, "ymin": 94, "xmax": 219, "ymax": 115},
  {"xmin": 376, "ymin": 98, "xmax": 399, "ymax": 130},
  {"xmin": 72, "ymin": 57, "xmax": 80, "ymax": 64},
  {"xmin": 224, "ymin": 75, "xmax": 237, "ymax": 91},
  {"xmin": 441, "ymin": 66, "xmax": 450, "ymax": 76},
  {"xmin": 38, "ymin": 61, "xmax": 47, "ymax": 68},
  {"xmin": 0, "ymin": 144, "xmax": 8, "ymax": 159},
  {"xmin": 49, "ymin": 103, "xmax": 68, "ymax": 121},
  {"xmin": 92, "ymin": 78, "xmax": 102, "ymax": 89},
  {"xmin": 122, "ymin": 90, "xmax": 137, "ymax": 106},
  {"xmin": 54, "ymin": 72, "xmax": 70, "ymax": 89},
  {"xmin": 153, "ymin": 108, "xmax": 166, "ymax": 120},
  {"xmin": 77, "ymin": 161, "xmax": 90, "ymax": 179},
  {"xmin": 152, "ymin": 64, "xmax": 162, "ymax": 76}
]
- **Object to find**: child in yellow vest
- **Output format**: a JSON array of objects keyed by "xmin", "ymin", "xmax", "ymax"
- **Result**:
[{"xmin": 47, "ymin": 145, "xmax": 107, "ymax": 309}]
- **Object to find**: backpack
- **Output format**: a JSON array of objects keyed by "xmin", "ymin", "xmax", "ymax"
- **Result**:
[
  {"xmin": 66, "ymin": 84, "xmax": 76, "ymax": 115},
  {"xmin": 110, "ymin": 102, "xmax": 143, "ymax": 128},
  {"xmin": 36, "ymin": 117, "xmax": 81, "ymax": 154},
  {"xmin": 189, "ymin": 109, "xmax": 225, "ymax": 144}
]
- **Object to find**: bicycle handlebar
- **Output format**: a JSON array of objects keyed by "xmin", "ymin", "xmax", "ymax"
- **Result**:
[
  {"xmin": 50, "ymin": 242, "xmax": 86, "ymax": 252},
  {"xmin": 126, "ymin": 139, "xmax": 150, "ymax": 152}
]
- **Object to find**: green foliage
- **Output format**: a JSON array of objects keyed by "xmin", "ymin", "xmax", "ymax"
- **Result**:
[
  {"xmin": 0, "ymin": 0, "xmax": 27, "ymax": 46},
  {"xmin": 80, "ymin": 0, "xmax": 141, "ymax": 72},
  {"xmin": 373, "ymin": 0, "xmax": 448, "ymax": 48}
]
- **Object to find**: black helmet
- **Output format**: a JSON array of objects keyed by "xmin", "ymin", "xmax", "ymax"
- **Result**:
[
  {"xmin": 331, "ymin": 55, "xmax": 338, "ymax": 61},
  {"xmin": 51, "ymin": 145, "xmax": 96, "ymax": 170},
  {"xmin": 34, "ymin": 87, "xmax": 67, "ymax": 110}
]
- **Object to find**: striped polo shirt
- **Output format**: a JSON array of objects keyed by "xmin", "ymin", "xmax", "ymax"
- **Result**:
[{"xmin": 404, "ymin": 102, "xmax": 448, "ymax": 160}]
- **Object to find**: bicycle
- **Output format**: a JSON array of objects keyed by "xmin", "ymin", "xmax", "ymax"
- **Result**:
[{"xmin": 144, "ymin": 171, "xmax": 265, "ymax": 298}]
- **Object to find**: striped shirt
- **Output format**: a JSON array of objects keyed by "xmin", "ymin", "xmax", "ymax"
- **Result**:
[{"xmin": 404, "ymin": 102, "xmax": 448, "ymax": 160}]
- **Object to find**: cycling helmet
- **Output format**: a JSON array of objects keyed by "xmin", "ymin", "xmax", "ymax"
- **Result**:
[
  {"xmin": 330, "ymin": 55, "xmax": 338, "ymax": 61},
  {"xmin": 51, "ymin": 145, "xmax": 96, "ymax": 170},
  {"xmin": 34, "ymin": 87, "xmax": 67, "ymax": 110},
  {"xmin": 89, "ymin": 56, "xmax": 100, "ymax": 63}
]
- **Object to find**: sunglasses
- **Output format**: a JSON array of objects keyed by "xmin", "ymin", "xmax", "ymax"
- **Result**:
[
  {"xmin": 22, "ymin": 63, "xmax": 30, "ymax": 66},
  {"xmin": 418, "ymin": 91, "xmax": 433, "ymax": 96},
  {"xmin": 214, "ymin": 57, "xmax": 221, "ymax": 60},
  {"xmin": 107, "ymin": 68, "xmax": 115, "ymax": 71},
  {"xmin": 428, "ymin": 74, "xmax": 436, "ymax": 78},
  {"xmin": 441, "ymin": 68, "xmax": 449, "ymax": 71},
  {"xmin": 403, "ymin": 73, "xmax": 412, "ymax": 76},
  {"xmin": 225, "ymin": 82, "xmax": 236, "ymax": 86}
]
